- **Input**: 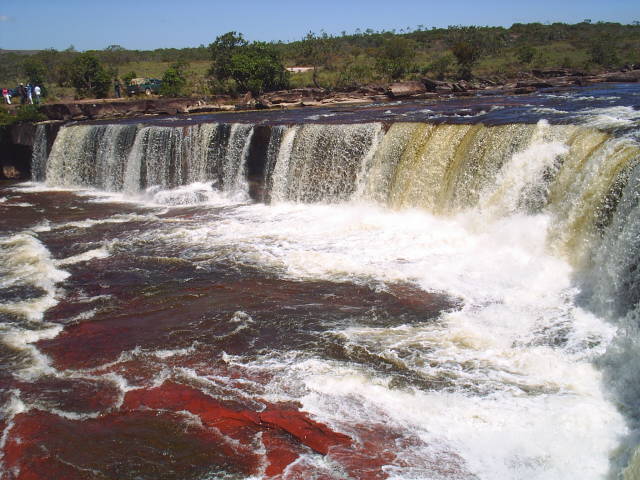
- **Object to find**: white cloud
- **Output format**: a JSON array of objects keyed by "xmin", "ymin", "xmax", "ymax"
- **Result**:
[{"xmin": 0, "ymin": 16, "xmax": 10, "ymax": 22}]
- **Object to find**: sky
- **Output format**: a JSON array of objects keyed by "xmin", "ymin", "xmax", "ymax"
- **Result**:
[{"xmin": 0, "ymin": 0, "xmax": 639, "ymax": 51}]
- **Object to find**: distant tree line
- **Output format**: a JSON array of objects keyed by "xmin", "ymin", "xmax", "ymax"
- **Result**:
[{"xmin": 1, "ymin": 21, "xmax": 638, "ymax": 100}]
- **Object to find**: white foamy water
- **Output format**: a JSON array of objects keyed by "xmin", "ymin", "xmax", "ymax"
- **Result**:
[
  {"xmin": 139, "ymin": 197, "xmax": 625, "ymax": 479},
  {"xmin": 576, "ymin": 105, "xmax": 640, "ymax": 129},
  {"xmin": 0, "ymin": 233, "xmax": 69, "ymax": 321}
]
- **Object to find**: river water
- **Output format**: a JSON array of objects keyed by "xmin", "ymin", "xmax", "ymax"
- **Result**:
[{"xmin": 1, "ymin": 85, "xmax": 640, "ymax": 479}]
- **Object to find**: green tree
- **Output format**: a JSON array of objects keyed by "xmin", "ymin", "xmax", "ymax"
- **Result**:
[
  {"xmin": 103, "ymin": 44, "xmax": 129, "ymax": 66},
  {"xmin": 298, "ymin": 31, "xmax": 332, "ymax": 88},
  {"xmin": 375, "ymin": 36, "xmax": 415, "ymax": 80},
  {"xmin": 160, "ymin": 61, "xmax": 189, "ymax": 96},
  {"xmin": 70, "ymin": 53, "xmax": 111, "ymax": 98},
  {"xmin": 451, "ymin": 41, "xmax": 481, "ymax": 80},
  {"xmin": 428, "ymin": 54, "xmax": 454, "ymax": 80},
  {"xmin": 208, "ymin": 31, "xmax": 248, "ymax": 82},
  {"xmin": 22, "ymin": 58, "xmax": 47, "ymax": 93},
  {"xmin": 227, "ymin": 42, "xmax": 289, "ymax": 95},
  {"xmin": 209, "ymin": 33, "xmax": 288, "ymax": 95}
]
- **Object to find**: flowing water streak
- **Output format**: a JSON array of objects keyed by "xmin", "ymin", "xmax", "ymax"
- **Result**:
[
  {"xmin": 182, "ymin": 123, "xmax": 219, "ymax": 184},
  {"xmin": 46, "ymin": 125, "xmax": 105, "ymax": 187},
  {"xmin": 0, "ymin": 233, "xmax": 69, "ymax": 321},
  {"xmin": 94, "ymin": 124, "xmax": 139, "ymax": 191},
  {"xmin": 30, "ymin": 124, "xmax": 47, "ymax": 182},
  {"xmin": 267, "ymin": 125, "xmax": 299, "ymax": 203},
  {"xmin": 269, "ymin": 123, "xmax": 382, "ymax": 203},
  {"xmin": 222, "ymin": 123, "xmax": 254, "ymax": 196}
]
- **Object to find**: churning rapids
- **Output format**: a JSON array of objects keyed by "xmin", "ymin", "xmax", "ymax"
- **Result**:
[{"xmin": 1, "ymin": 85, "xmax": 640, "ymax": 479}]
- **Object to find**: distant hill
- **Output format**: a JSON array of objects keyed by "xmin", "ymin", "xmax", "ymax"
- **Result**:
[{"xmin": 0, "ymin": 49, "xmax": 41, "ymax": 55}]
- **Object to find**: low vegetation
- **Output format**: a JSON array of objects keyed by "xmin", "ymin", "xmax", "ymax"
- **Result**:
[
  {"xmin": 0, "ymin": 21, "xmax": 638, "ymax": 101},
  {"xmin": 0, "ymin": 105, "xmax": 46, "ymax": 131}
]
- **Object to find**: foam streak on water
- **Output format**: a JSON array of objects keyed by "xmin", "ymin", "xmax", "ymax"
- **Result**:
[{"xmin": 0, "ymin": 233, "xmax": 69, "ymax": 321}]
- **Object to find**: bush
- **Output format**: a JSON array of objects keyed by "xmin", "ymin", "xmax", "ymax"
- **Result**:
[
  {"xmin": 375, "ymin": 37, "xmax": 415, "ymax": 80},
  {"xmin": 452, "ymin": 41, "xmax": 481, "ymax": 80},
  {"xmin": 427, "ymin": 55, "xmax": 454, "ymax": 80},
  {"xmin": 336, "ymin": 62, "xmax": 375, "ymax": 88},
  {"xmin": 160, "ymin": 61, "xmax": 188, "ymax": 96},
  {"xmin": 589, "ymin": 35, "xmax": 620, "ymax": 68},
  {"xmin": 516, "ymin": 45, "xmax": 536, "ymax": 64},
  {"xmin": 70, "ymin": 53, "xmax": 111, "ymax": 98},
  {"xmin": 209, "ymin": 33, "xmax": 288, "ymax": 95},
  {"xmin": 0, "ymin": 105, "xmax": 46, "ymax": 127}
]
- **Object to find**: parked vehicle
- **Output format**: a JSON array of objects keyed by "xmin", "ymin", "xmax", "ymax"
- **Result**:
[{"xmin": 126, "ymin": 78, "xmax": 162, "ymax": 96}]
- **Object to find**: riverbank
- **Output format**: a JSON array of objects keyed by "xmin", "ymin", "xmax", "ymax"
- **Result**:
[{"xmin": 3, "ymin": 67, "xmax": 640, "ymax": 123}]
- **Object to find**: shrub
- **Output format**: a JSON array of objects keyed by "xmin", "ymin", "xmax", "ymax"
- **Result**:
[
  {"xmin": 0, "ymin": 105, "xmax": 46, "ymax": 127},
  {"xmin": 516, "ymin": 45, "xmax": 536, "ymax": 64},
  {"xmin": 160, "ymin": 61, "xmax": 188, "ymax": 97},
  {"xmin": 70, "ymin": 53, "xmax": 111, "ymax": 98},
  {"xmin": 209, "ymin": 33, "xmax": 288, "ymax": 95},
  {"xmin": 452, "ymin": 41, "xmax": 481, "ymax": 80},
  {"xmin": 375, "ymin": 37, "xmax": 415, "ymax": 80}
]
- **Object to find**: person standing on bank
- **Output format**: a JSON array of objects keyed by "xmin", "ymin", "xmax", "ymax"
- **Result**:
[
  {"xmin": 2, "ymin": 87, "xmax": 11, "ymax": 104},
  {"xmin": 34, "ymin": 85, "xmax": 41, "ymax": 104},
  {"xmin": 18, "ymin": 83, "xmax": 26, "ymax": 104},
  {"xmin": 114, "ymin": 81, "xmax": 121, "ymax": 98},
  {"xmin": 27, "ymin": 84, "xmax": 33, "ymax": 104}
]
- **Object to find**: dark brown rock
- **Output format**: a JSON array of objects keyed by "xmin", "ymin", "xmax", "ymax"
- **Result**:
[
  {"xmin": 514, "ymin": 86, "xmax": 538, "ymax": 95},
  {"xmin": 7, "ymin": 122, "xmax": 36, "ymax": 146},
  {"xmin": 532, "ymin": 69, "xmax": 572, "ymax": 78},
  {"xmin": 516, "ymin": 80, "xmax": 553, "ymax": 89},
  {"xmin": 264, "ymin": 91, "xmax": 304, "ymax": 104},
  {"xmin": 421, "ymin": 77, "xmax": 440, "ymax": 91},
  {"xmin": 39, "ymin": 99, "xmax": 201, "ymax": 121},
  {"xmin": 357, "ymin": 85, "xmax": 385, "ymax": 95},
  {"xmin": 603, "ymin": 70, "xmax": 640, "ymax": 83},
  {"xmin": 421, "ymin": 77, "xmax": 455, "ymax": 93}
]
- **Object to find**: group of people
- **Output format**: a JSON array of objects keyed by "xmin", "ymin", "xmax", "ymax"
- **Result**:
[{"xmin": 2, "ymin": 83, "xmax": 42, "ymax": 105}]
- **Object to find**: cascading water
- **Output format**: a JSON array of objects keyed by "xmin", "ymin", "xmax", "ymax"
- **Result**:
[
  {"xmin": 42, "ymin": 122, "xmax": 256, "ymax": 203},
  {"xmin": 30, "ymin": 124, "xmax": 48, "ymax": 183},
  {"xmin": 5, "ymin": 91, "xmax": 640, "ymax": 479}
]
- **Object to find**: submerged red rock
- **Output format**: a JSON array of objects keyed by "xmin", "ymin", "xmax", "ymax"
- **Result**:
[
  {"xmin": 124, "ymin": 381, "xmax": 351, "ymax": 476},
  {"xmin": 5, "ymin": 378, "xmax": 471, "ymax": 479}
]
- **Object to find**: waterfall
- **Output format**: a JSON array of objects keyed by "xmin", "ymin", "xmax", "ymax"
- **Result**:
[
  {"xmin": 43, "ymin": 119, "xmax": 640, "ymax": 312},
  {"xmin": 42, "ymin": 121, "xmax": 640, "ymax": 273},
  {"xmin": 268, "ymin": 123, "xmax": 383, "ymax": 203},
  {"xmin": 260, "ymin": 121, "xmax": 639, "ymax": 271},
  {"xmin": 40, "ymin": 119, "xmax": 640, "ymax": 312},
  {"xmin": 28, "ymin": 114, "xmax": 640, "ymax": 476},
  {"xmin": 45, "ymin": 122, "xmax": 256, "ymax": 199},
  {"xmin": 30, "ymin": 124, "xmax": 48, "ymax": 182}
]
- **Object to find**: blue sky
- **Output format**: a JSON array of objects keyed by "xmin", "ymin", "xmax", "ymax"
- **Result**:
[{"xmin": 1, "ymin": 0, "xmax": 638, "ymax": 51}]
